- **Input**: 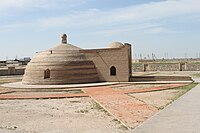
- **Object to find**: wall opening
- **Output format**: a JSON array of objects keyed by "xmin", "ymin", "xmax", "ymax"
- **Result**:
[
  {"xmin": 8, "ymin": 67, "xmax": 15, "ymax": 75},
  {"xmin": 110, "ymin": 66, "xmax": 116, "ymax": 76},
  {"xmin": 44, "ymin": 69, "xmax": 50, "ymax": 79},
  {"xmin": 144, "ymin": 64, "xmax": 148, "ymax": 72},
  {"xmin": 179, "ymin": 63, "xmax": 186, "ymax": 71}
]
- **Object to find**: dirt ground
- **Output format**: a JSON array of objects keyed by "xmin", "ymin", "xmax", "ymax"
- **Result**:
[
  {"xmin": 0, "ymin": 72, "xmax": 198, "ymax": 133},
  {"xmin": 0, "ymin": 97, "xmax": 127, "ymax": 133},
  {"xmin": 129, "ymin": 89, "xmax": 185, "ymax": 110}
]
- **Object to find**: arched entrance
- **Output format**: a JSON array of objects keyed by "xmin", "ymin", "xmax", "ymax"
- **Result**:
[
  {"xmin": 110, "ymin": 66, "xmax": 116, "ymax": 76},
  {"xmin": 44, "ymin": 69, "xmax": 50, "ymax": 79}
]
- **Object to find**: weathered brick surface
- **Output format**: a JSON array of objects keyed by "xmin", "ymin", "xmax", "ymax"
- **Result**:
[
  {"xmin": 22, "ymin": 43, "xmax": 132, "ymax": 84},
  {"xmin": 0, "ymin": 67, "xmax": 25, "ymax": 76},
  {"xmin": 22, "ymin": 44, "xmax": 99, "ymax": 85},
  {"xmin": 133, "ymin": 62, "xmax": 200, "ymax": 72},
  {"xmin": 148, "ymin": 63, "xmax": 180, "ymax": 71},
  {"xmin": 82, "ymin": 44, "xmax": 132, "ymax": 82},
  {"xmin": 186, "ymin": 63, "xmax": 200, "ymax": 71}
]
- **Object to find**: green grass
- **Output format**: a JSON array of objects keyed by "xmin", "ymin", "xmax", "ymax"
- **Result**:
[
  {"xmin": 173, "ymin": 83, "xmax": 198, "ymax": 101},
  {"xmin": 112, "ymin": 118, "xmax": 121, "ymax": 124},
  {"xmin": 119, "ymin": 125, "xmax": 129, "ymax": 130},
  {"xmin": 192, "ymin": 73, "xmax": 200, "ymax": 78},
  {"xmin": 175, "ymin": 83, "xmax": 198, "ymax": 91},
  {"xmin": 0, "ymin": 125, "xmax": 17, "ymax": 130},
  {"xmin": 76, "ymin": 109, "xmax": 89, "ymax": 113},
  {"xmin": 190, "ymin": 62, "xmax": 200, "ymax": 64},
  {"xmin": 156, "ymin": 83, "xmax": 198, "ymax": 110},
  {"xmin": 145, "ymin": 83, "xmax": 198, "ymax": 110},
  {"xmin": 91, "ymin": 102, "xmax": 111, "ymax": 116},
  {"xmin": 91, "ymin": 102, "xmax": 107, "ymax": 113}
]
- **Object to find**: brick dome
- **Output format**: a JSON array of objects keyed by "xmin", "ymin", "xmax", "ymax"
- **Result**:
[
  {"xmin": 108, "ymin": 42, "xmax": 124, "ymax": 48},
  {"xmin": 22, "ymin": 43, "xmax": 99, "ymax": 85}
]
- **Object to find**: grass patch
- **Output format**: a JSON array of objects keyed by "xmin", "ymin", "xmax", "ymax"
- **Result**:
[
  {"xmin": 0, "ymin": 125, "xmax": 17, "ymax": 130},
  {"xmin": 190, "ymin": 62, "xmax": 200, "ymax": 64},
  {"xmin": 119, "ymin": 125, "xmax": 129, "ymax": 130},
  {"xmin": 192, "ymin": 73, "xmax": 200, "ymax": 78},
  {"xmin": 76, "ymin": 109, "xmax": 89, "ymax": 113},
  {"xmin": 69, "ymin": 100, "xmax": 81, "ymax": 103},
  {"xmin": 152, "ymin": 83, "xmax": 198, "ymax": 108},
  {"xmin": 172, "ymin": 83, "xmax": 198, "ymax": 101},
  {"xmin": 130, "ymin": 83, "xmax": 198, "ymax": 111},
  {"xmin": 91, "ymin": 102, "xmax": 111, "ymax": 116},
  {"xmin": 112, "ymin": 118, "xmax": 121, "ymax": 124},
  {"xmin": 175, "ymin": 83, "xmax": 198, "ymax": 91},
  {"xmin": 91, "ymin": 102, "xmax": 107, "ymax": 113}
]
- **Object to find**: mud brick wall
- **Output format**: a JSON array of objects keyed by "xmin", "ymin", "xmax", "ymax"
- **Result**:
[
  {"xmin": 81, "ymin": 44, "xmax": 132, "ymax": 82},
  {"xmin": 186, "ymin": 63, "xmax": 200, "ymax": 71},
  {"xmin": 133, "ymin": 62, "xmax": 200, "ymax": 72},
  {"xmin": 0, "ymin": 67, "xmax": 25, "ymax": 76},
  {"xmin": 147, "ymin": 63, "xmax": 180, "ymax": 71},
  {"xmin": 0, "ymin": 69, "xmax": 8, "ymax": 76},
  {"xmin": 132, "ymin": 63, "xmax": 144, "ymax": 72}
]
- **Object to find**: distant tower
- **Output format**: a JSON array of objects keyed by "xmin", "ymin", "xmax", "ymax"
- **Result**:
[{"xmin": 61, "ymin": 33, "xmax": 67, "ymax": 44}]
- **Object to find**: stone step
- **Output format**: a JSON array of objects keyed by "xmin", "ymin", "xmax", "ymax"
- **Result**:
[{"xmin": 130, "ymin": 76, "xmax": 193, "ymax": 82}]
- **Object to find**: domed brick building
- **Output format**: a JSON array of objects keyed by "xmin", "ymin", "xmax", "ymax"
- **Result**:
[{"xmin": 22, "ymin": 34, "xmax": 132, "ymax": 85}]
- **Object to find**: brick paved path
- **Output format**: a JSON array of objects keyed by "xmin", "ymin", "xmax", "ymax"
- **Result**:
[
  {"xmin": 83, "ymin": 84, "xmax": 186, "ymax": 128},
  {"xmin": 0, "ymin": 83, "xmax": 187, "ymax": 128}
]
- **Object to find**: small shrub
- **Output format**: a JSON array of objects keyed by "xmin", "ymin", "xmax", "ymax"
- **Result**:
[{"xmin": 76, "ymin": 109, "xmax": 89, "ymax": 113}]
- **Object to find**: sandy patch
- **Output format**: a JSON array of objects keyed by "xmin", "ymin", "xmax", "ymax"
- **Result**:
[
  {"xmin": 129, "ymin": 89, "xmax": 185, "ymax": 110},
  {"xmin": 0, "ymin": 76, "xmax": 22, "ymax": 84},
  {"xmin": 0, "ymin": 97, "xmax": 127, "ymax": 133}
]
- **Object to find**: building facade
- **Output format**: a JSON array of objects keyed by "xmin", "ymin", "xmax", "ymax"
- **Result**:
[{"xmin": 22, "ymin": 34, "xmax": 132, "ymax": 85}]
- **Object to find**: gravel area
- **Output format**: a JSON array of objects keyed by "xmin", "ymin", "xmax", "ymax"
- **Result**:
[
  {"xmin": 0, "ymin": 97, "xmax": 127, "ymax": 133},
  {"xmin": 129, "ymin": 89, "xmax": 185, "ymax": 110}
]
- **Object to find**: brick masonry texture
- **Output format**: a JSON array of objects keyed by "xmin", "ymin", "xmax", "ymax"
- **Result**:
[
  {"xmin": 133, "ymin": 62, "xmax": 200, "ymax": 72},
  {"xmin": 21, "ymin": 42, "xmax": 132, "ymax": 85}
]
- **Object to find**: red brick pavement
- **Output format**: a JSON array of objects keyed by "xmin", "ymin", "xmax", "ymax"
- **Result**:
[
  {"xmin": 83, "ymin": 84, "xmax": 186, "ymax": 128},
  {"xmin": 0, "ymin": 83, "xmax": 187, "ymax": 128},
  {"xmin": 0, "ymin": 93, "xmax": 89, "ymax": 100}
]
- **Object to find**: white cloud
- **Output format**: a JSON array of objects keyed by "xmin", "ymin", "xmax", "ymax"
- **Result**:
[
  {"xmin": 0, "ymin": 0, "xmax": 89, "ymax": 12},
  {"xmin": 37, "ymin": 0, "xmax": 200, "ymax": 28},
  {"xmin": 144, "ymin": 27, "xmax": 170, "ymax": 34},
  {"xmin": 0, "ymin": 0, "xmax": 49, "ymax": 10},
  {"xmin": 1, "ymin": 0, "xmax": 200, "ymax": 34}
]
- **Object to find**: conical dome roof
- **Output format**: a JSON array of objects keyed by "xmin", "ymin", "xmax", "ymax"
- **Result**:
[
  {"xmin": 108, "ymin": 42, "xmax": 124, "ymax": 48},
  {"xmin": 30, "ymin": 43, "xmax": 85, "ymax": 63},
  {"xmin": 49, "ymin": 43, "xmax": 81, "ymax": 51},
  {"xmin": 22, "ymin": 35, "xmax": 99, "ymax": 85}
]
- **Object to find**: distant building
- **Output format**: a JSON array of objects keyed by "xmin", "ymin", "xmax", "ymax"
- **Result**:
[
  {"xmin": 0, "ymin": 57, "xmax": 31, "ymax": 76},
  {"xmin": 18, "ymin": 57, "xmax": 31, "ymax": 65},
  {"xmin": 0, "ymin": 61, "xmax": 6, "ymax": 66}
]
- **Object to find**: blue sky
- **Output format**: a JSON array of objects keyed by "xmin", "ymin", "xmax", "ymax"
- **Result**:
[{"xmin": 0, "ymin": 0, "xmax": 200, "ymax": 60}]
